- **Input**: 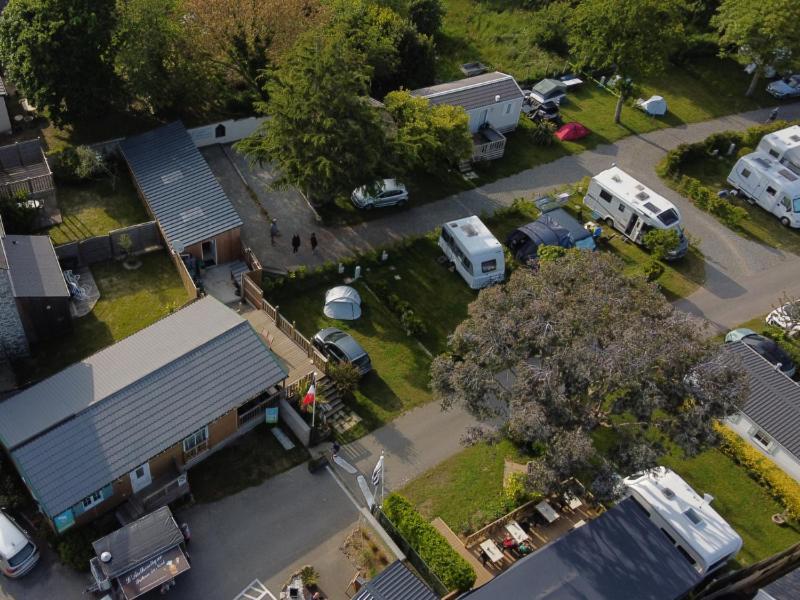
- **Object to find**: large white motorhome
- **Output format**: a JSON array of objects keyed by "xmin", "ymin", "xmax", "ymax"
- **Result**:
[
  {"xmin": 438, "ymin": 215, "xmax": 505, "ymax": 289},
  {"xmin": 583, "ymin": 167, "xmax": 688, "ymax": 259},
  {"xmin": 757, "ymin": 125, "xmax": 800, "ymax": 174},
  {"xmin": 623, "ymin": 467, "xmax": 742, "ymax": 576},
  {"xmin": 727, "ymin": 151, "xmax": 800, "ymax": 228}
]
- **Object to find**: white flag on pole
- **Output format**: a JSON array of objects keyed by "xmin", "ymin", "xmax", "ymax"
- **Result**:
[{"xmin": 371, "ymin": 453, "xmax": 384, "ymax": 487}]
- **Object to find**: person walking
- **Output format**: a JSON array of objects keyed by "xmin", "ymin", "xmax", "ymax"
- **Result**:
[
  {"xmin": 768, "ymin": 107, "xmax": 779, "ymax": 123},
  {"xmin": 270, "ymin": 219, "xmax": 279, "ymax": 246},
  {"xmin": 291, "ymin": 234, "xmax": 301, "ymax": 253},
  {"xmin": 310, "ymin": 232, "xmax": 318, "ymax": 254}
]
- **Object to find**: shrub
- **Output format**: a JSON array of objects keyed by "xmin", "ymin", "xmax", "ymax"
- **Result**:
[
  {"xmin": 715, "ymin": 424, "xmax": 800, "ymax": 519},
  {"xmin": 537, "ymin": 244, "xmax": 566, "ymax": 262},
  {"xmin": 300, "ymin": 565, "xmax": 319, "ymax": 587},
  {"xmin": 642, "ymin": 228, "xmax": 680, "ymax": 261},
  {"xmin": 529, "ymin": 120, "xmax": 557, "ymax": 146},
  {"xmin": 383, "ymin": 494, "xmax": 476, "ymax": 591},
  {"xmin": 641, "ymin": 258, "xmax": 664, "ymax": 282},
  {"xmin": 55, "ymin": 526, "xmax": 99, "ymax": 572},
  {"xmin": 327, "ymin": 362, "xmax": 360, "ymax": 397},
  {"xmin": 0, "ymin": 191, "xmax": 38, "ymax": 234},
  {"xmin": 50, "ymin": 145, "xmax": 105, "ymax": 182}
]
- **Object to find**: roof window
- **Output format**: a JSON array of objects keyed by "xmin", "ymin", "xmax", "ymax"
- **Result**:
[{"xmin": 684, "ymin": 507, "xmax": 703, "ymax": 526}]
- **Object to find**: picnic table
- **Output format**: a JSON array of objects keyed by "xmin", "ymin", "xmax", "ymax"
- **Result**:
[
  {"xmin": 565, "ymin": 494, "xmax": 583, "ymax": 510},
  {"xmin": 536, "ymin": 500, "xmax": 560, "ymax": 524},
  {"xmin": 560, "ymin": 77, "xmax": 584, "ymax": 89},
  {"xmin": 505, "ymin": 521, "xmax": 530, "ymax": 544},
  {"xmin": 479, "ymin": 539, "xmax": 505, "ymax": 564}
]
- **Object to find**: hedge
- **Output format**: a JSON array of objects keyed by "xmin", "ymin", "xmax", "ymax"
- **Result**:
[
  {"xmin": 673, "ymin": 175, "xmax": 748, "ymax": 228},
  {"xmin": 715, "ymin": 423, "xmax": 800, "ymax": 518},
  {"xmin": 383, "ymin": 493, "xmax": 476, "ymax": 591}
]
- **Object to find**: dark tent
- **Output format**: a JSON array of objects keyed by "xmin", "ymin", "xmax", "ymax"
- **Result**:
[{"xmin": 506, "ymin": 208, "xmax": 596, "ymax": 263}]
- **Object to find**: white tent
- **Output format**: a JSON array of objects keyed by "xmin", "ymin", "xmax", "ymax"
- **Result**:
[
  {"xmin": 323, "ymin": 286, "xmax": 362, "ymax": 320},
  {"xmin": 637, "ymin": 95, "xmax": 667, "ymax": 116}
]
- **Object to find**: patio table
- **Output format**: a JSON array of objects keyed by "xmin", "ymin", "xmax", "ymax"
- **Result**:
[
  {"xmin": 505, "ymin": 521, "xmax": 530, "ymax": 544},
  {"xmin": 536, "ymin": 500, "xmax": 560, "ymax": 523},
  {"xmin": 479, "ymin": 539, "xmax": 505, "ymax": 564},
  {"xmin": 565, "ymin": 494, "xmax": 583, "ymax": 510}
]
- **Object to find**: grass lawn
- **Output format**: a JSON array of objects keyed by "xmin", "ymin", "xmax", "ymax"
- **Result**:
[
  {"xmin": 399, "ymin": 439, "xmax": 530, "ymax": 535},
  {"xmin": 15, "ymin": 251, "xmax": 189, "ymax": 383},
  {"xmin": 47, "ymin": 174, "xmax": 149, "ymax": 245},
  {"xmin": 664, "ymin": 448, "xmax": 800, "ymax": 566},
  {"xmin": 189, "ymin": 424, "xmax": 310, "ymax": 503}
]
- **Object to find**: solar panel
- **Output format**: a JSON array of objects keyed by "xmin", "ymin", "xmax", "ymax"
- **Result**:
[
  {"xmin": 642, "ymin": 201, "xmax": 659, "ymax": 213},
  {"xmin": 754, "ymin": 157, "xmax": 772, "ymax": 169},
  {"xmin": 790, "ymin": 135, "xmax": 800, "ymax": 142},
  {"xmin": 779, "ymin": 169, "xmax": 798, "ymax": 181},
  {"xmin": 462, "ymin": 223, "xmax": 480, "ymax": 237}
]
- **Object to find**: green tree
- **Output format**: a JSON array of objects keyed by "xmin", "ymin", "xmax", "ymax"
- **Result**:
[
  {"xmin": 408, "ymin": 0, "xmax": 444, "ymax": 37},
  {"xmin": 712, "ymin": 0, "xmax": 800, "ymax": 97},
  {"xmin": 642, "ymin": 228, "xmax": 681, "ymax": 260},
  {"xmin": 0, "ymin": 192, "xmax": 38, "ymax": 234},
  {"xmin": 383, "ymin": 90, "xmax": 472, "ymax": 174},
  {"xmin": 236, "ymin": 32, "xmax": 389, "ymax": 205},
  {"xmin": 0, "ymin": 0, "xmax": 119, "ymax": 124},
  {"xmin": 568, "ymin": 0, "xmax": 688, "ymax": 123}
]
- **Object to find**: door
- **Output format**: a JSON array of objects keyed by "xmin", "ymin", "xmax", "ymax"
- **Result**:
[
  {"xmin": 129, "ymin": 463, "xmax": 152, "ymax": 494},
  {"xmin": 624, "ymin": 214, "xmax": 640, "ymax": 237},
  {"xmin": 201, "ymin": 239, "xmax": 217, "ymax": 266},
  {"xmin": 479, "ymin": 109, "xmax": 489, "ymax": 127}
]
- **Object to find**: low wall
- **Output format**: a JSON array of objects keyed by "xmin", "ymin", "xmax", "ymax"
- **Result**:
[
  {"xmin": 279, "ymin": 396, "xmax": 311, "ymax": 447},
  {"xmin": 187, "ymin": 117, "xmax": 266, "ymax": 148},
  {"xmin": 55, "ymin": 221, "xmax": 162, "ymax": 266}
]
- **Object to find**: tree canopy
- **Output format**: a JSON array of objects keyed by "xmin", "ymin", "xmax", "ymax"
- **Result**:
[
  {"xmin": 0, "ymin": 0, "xmax": 119, "ymax": 124},
  {"xmin": 568, "ymin": 0, "xmax": 687, "ymax": 122},
  {"xmin": 712, "ymin": 0, "xmax": 800, "ymax": 96},
  {"xmin": 431, "ymin": 251, "xmax": 748, "ymax": 499}
]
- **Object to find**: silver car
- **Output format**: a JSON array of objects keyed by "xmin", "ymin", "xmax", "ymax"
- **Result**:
[
  {"xmin": 312, "ymin": 328, "xmax": 372, "ymax": 376},
  {"xmin": 351, "ymin": 179, "xmax": 409, "ymax": 209}
]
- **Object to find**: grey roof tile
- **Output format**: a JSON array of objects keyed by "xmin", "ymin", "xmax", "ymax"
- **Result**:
[
  {"xmin": 119, "ymin": 122, "xmax": 242, "ymax": 251},
  {"xmin": 2, "ymin": 234, "xmax": 68, "ymax": 297},
  {"xmin": 410, "ymin": 71, "xmax": 523, "ymax": 111},
  {"xmin": 353, "ymin": 561, "xmax": 438, "ymax": 600}
]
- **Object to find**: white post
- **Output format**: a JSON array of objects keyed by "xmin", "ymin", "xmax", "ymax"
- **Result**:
[
  {"xmin": 310, "ymin": 374, "xmax": 317, "ymax": 428},
  {"xmin": 381, "ymin": 451, "xmax": 385, "ymax": 505}
]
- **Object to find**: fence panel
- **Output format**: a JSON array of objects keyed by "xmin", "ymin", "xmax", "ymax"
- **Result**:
[
  {"xmin": 54, "ymin": 241, "xmax": 80, "ymax": 264},
  {"xmin": 170, "ymin": 251, "xmax": 199, "ymax": 301},
  {"xmin": 109, "ymin": 221, "xmax": 161, "ymax": 258},
  {"xmin": 78, "ymin": 236, "xmax": 113, "ymax": 264}
]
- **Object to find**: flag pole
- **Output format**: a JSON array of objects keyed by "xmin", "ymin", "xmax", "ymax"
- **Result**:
[
  {"xmin": 381, "ymin": 450, "xmax": 385, "ymax": 505},
  {"xmin": 310, "ymin": 373, "xmax": 317, "ymax": 428}
]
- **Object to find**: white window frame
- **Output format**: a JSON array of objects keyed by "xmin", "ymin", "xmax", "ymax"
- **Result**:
[
  {"xmin": 183, "ymin": 426, "xmax": 209, "ymax": 453},
  {"xmin": 752, "ymin": 428, "xmax": 776, "ymax": 454},
  {"xmin": 82, "ymin": 488, "xmax": 105, "ymax": 510}
]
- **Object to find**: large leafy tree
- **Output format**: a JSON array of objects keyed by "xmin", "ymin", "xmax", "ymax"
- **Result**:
[
  {"xmin": 712, "ymin": 0, "xmax": 800, "ymax": 97},
  {"xmin": 568, "ymin": 0, "xmax": 688, "ymax": 123},
  {"xmin": 236, "ymin": 31, "xmax": 389, "ymax": 205},
  {"xmin": 431, "ymin": 251, "xmax": 748, "ymax": 500},
  {"xmin": 0, "ymin": 0, "xmax": 119, "ymax": 124}
]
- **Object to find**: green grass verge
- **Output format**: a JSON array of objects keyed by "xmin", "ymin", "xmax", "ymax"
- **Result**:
[
  {"xmin": 16, "ymin": 252, "xmax": 189, "ymax": 383},
  {"xmin": 47, "ymin": 174, "xmax": 149, "ymax": 245},
  {"xmin": 189, "ymin": 424, "xmax": 310, "ymax": 503}
]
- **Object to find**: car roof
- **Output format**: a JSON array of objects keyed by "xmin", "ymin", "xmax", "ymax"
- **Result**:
[
  {"xmin": 0, "ymin": 511, "xmax": 29, "ymax": 559},
  {"xmin": 329, "ymin": 332, "xmax": 367, "ymax": 359}
]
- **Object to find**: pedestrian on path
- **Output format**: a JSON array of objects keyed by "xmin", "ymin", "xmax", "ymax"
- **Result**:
[
  {"xmin": 270, "ymin": 219, "xmax": 279, "ymax": 246},
  {"xmin": 291, "ymin": 234, "xmax": 300, "ymax": 253},
  {"xmin": 310, "ymin": 232, "xmax": 318, "ymax": 253},
  {"xmin": 768, "ymin": 107, "xmax": 779, "ymax": 123}
]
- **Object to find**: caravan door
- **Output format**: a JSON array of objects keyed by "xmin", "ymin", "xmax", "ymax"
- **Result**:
[{"xmin": 629, "ymin": 217, "xmax": 645, "ymax": 242}]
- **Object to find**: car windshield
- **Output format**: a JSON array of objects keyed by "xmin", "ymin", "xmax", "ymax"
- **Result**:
[
  {"xmin": 794, "ymin": 197, "xmax": 800, "ymax": 212},
  {"xmin": 658, "ymin": 209, "xmax": 680, "ymax": 226},
  {"xmin": 8, "ymin": 542, "xmax": 34, "ymax": 568},
  {"xmin": 326, "ymin": 331, "xmax": 348, "ymax": 342}
]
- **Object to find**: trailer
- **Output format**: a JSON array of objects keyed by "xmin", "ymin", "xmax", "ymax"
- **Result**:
[
  {"xmin": 756, "ymin": 125, "xmax": 800, "ymax": 174},
  {"xmin": 438, "ymin": 215, "xmax": 505, "ymax": 289},
  {"xmin": 727, "ymin": 151, "xmax": 800, "ymax": 228}
]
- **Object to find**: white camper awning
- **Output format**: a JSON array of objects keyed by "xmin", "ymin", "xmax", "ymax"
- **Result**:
[{"xmin": 323, "ymin": 286, "xmax": 362, "ymax": 320}]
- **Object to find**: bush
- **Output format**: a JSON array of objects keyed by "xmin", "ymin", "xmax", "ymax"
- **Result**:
[
  {"xmin": 55, "ymin": 526, "xmax": 99, "ymax": 571},
  {"xmin": 642, "ymin": 228, "xmax": 680, "ymax": 261},
  {"xmin": 379, "ymin": 290, "xmax": 428, "ymax": 337},
  {"xmin": 327, "ymin": 362, "xmax": 360, "ymax": 397},
  {"xmin": 50, "ymin": 145, "xmax": 105, "ymax": 182},
  {"xmin": 641, "ymin": 258, "xmax": 664, "ymax": 282},
  {"xmin": 676, "ymin": 175, "xmax": 748, "ymax": 228},
  {"xmin": 529, "ymin": 120, "xmax": 557, "ymax": 146},
  {"xmin": 0, "ymin": 191, "xmax": 38, "ymax": 234},
  {"xmin": 715, "ymin": 424, "xmax": 800, "ymax": 519},
  {"xmin": 383, "ymin": 494, "xmax": 476, "ymax": 591},
  {"xmin": 537, "ymin": 245, "xmax": 566, "ymax": 262}
]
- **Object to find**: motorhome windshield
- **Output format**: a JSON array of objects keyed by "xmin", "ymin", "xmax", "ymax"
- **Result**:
[
  {"xmin": 794, "ymin": 198, "xmax": 800, "ymax": 212},
  {"xmin": 658, "ymin": 209, "xmax": 680, "ymax": 226}
]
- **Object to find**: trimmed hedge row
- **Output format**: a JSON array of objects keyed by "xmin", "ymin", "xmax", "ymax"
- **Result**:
[
  {"xmin": 383, "ymin": 493, "xmax": 476, "ymax": 591},
  {"xmin": 673, "ymin": 175, "xmax": 748, "ymax": 228},
  {"xmin": 715, "ymin": 423, "xmax": 800, "ymax": 518}
]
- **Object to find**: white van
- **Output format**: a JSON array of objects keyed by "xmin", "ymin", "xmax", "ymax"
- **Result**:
[
  {"xmin": 0, "ymin": 510, "xmax": 39, "ymax": 578},
  {"xmin": 756, "ymin": 125, "xmax": 800, "ymax": 174},
  {"xmin": 727, "ymin": 152, "xmax": 800, "ymax": 228},
  {"xmin": 438, "ymin": 216, "xmax": 505, "ymax": 289},
  {"xmin": 583, "ymin": 167, "xmax": 688, "ymax": 259}
]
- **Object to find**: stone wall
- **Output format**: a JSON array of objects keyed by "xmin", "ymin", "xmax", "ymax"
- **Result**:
[{"xmin": 0, "ymin": 269, "xmax": 29, "ymax": 358}]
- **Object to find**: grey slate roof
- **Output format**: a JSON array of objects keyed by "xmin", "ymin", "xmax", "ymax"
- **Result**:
[
  {"xmin": 460, "ymin": 498, "xmax": 701, "ymax": 600},
  {"xmin": 1, "ymin": 234, "xmax": 69, "ymax": 297},
  {"xmin": 0, "ymin": 296, "xmax": 287, "ymax": 517},
  {"xmin": 119, "ymin": 122, "xmax": 242, "ymax": 251},
  {"xmin": 0, "ymin": 139, "xmax": 51, "ymax": 187},
  {"xmin": 354, "ymin": 561, "xmax": 438, "ymax": 600},
  {"xmin": 760, "ymin": 565, "xmax": 800, "ymax": 599},
  {"xmin": 410, "ymin": 71, "xmax": 523, "ymax": 111},
  {"xmin": 724, "ymin": 341, "xmax": 800, "ymax": 457}
]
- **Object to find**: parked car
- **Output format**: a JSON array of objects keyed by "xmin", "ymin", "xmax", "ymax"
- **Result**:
[
  {"xmin": 351, "ymin": 179, "xmax": 409, "ymax": 209},
  {"xmin": 725, "ymin": 328, "xmax": 796, "ymax": 377},
  {"xmin": 0, "ymin": 509, "xmax": 39, "ymax": 578},
  {"xmin": 767, "ymin": 74, "xmax": 800, "ymax": 99},
  {"xmin": 528, "ymin": 100, "xmax": 562, "ymax": 125},
  {"xmin": 312, "ymin": 328, "xmax": 372, "ymax": 376},
  {"xmin": 767, "ymin": 300, "xmax": 800, "ymax": 337}
]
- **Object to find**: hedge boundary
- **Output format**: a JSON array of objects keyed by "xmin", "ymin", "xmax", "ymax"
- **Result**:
[
  {"xmin": 383, "ymin": 493, "xmax": 476, "ymax": 591},
  {"xmin": 715, "ymin": 423, "xmax": 800, "ymax": 519}
]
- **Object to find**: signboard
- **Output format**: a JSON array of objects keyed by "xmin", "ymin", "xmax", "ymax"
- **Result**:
[
  {"xmin": 53, "ymin": 509, "xmax": 75, "ymax": 533},
  {"xmin": 265, "ymin": 406, "xmax": 279, "ymax": 425},
  {"xmin": 119, "ymin": 546, "xmax": 190, "ymax": 600}
]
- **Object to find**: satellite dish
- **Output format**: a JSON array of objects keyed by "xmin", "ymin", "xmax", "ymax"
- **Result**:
[
  {"xmin": 174, "ymin": 240, "xmax": 185, "ymax": 253},
  {"xmin": 495, "ymin": 94, "xmax": 501, "ymax": 102},
  {"xmin": 100, "ymin": 551, "xmax": 112, "ymax": 563}
]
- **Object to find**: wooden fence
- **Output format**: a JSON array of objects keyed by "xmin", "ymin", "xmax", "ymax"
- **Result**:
[
  {"xmin": 55, "ymin": 221, "xmax": 162, "ymax": 267},
  {"xmin": 170, "ymin": 250, "xmax": 199, "ymax": 301}
]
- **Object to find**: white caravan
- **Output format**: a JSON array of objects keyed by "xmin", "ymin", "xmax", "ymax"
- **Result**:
[
  {"xmin": 583, "ymin": 167, "xmax": 688, "ymax": 259},
  {"xmin": 757, "ymin": 125, "xmax": 800, "ymax": 174},
  {"xmin": 623, "ymin": 467, "xmax": 742, "ymax": 576},
  {"xmin": 727, "ymin": 152, "xmax": 800, "ymax": 228},
  {"xmin": 438, "ymin": 215, "xmax": 505, "ymax": 289}
]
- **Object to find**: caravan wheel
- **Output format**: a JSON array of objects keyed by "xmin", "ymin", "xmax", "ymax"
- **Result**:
[
  {"xmin": 604, "ymin": 217, "xmax": 615, "ymax": 229},
  {"xmin": 781, "ymin": 216, "xmax": 791, "ymax": 227}
]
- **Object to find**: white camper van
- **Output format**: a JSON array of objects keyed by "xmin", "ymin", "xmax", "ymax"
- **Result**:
[
  {"xmin": 727, "ymin": 152, "xmax": 800, "ymax": 228},
  {"xmin": 438, "ymin": 216, "xmax": 505, "ymax": 289},
  {"xmin": 757, "ymin": 125, "xmax": 800, "ymax": 174},
  {"xmin": 623, "ymin": 467, "xmax": 742, "ymax": 576},
  {"xmin": 583, "ymin": 167, "xmax": 688, "ymax": 259}
]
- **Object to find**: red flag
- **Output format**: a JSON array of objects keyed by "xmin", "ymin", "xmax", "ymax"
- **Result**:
[{"xmin": 302, "ymin": 383, "xmax": 316, "ymax": 406}]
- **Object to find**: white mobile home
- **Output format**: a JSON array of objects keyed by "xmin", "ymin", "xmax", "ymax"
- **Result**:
[
  {"xmin": 583, "ymin": 167, "xmax": 688, "ymax": 259},
  {"xmin": 438, "ymin": 216, "xmax": 505, "ymax": 289},
  {"xmin": 623, "ymin": 467, "xmax": 742, "ymax": 576},
  {"xmin": 757, "ymin": 125, "xmax": 800, "ymax": 174},
  {"xmin": 727, "ymin": 152, "xmax": 800, "ymax": 228}
]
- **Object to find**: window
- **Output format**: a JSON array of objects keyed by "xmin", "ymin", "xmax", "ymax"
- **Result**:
[
  {"xmin": 183, "ymin": 426, "xmax": 209, "ymax": 454},
  {"xmin": 135, "ymin": 466, "xmax": 145, "ymax": 478},
  {"xmin": 505, "ymin": 103, "xmax": 512, "ymax": 114},
  {"xmin": 708, "ymin": 555, "xmax": 731, "ymax": 573},
  {"xmin": 618, "ymin": 203, "xmax": 626, "ymax": 213},
  {"xmin": 214, "ymin": 124, "xmax": 226, "ymax": 138},
  {"xmin": 684, "ymin": 508, "xmax": 703, "ymax": 526},
  {"xmin": 766, "ymin": 186, "xmax": 777, "ymax": 196},
  {"xmin": 461, "ymin": 255, "xmax": 472, "ymax": 274},
  {"xmin": 481, "ymin": 259, "xmax": 497, "ymax": 273},
  {"xmin": 81, "ymin": 489, "xmax": 105, "ymax": 511},
  {"xmin": 660, "ymin": 528, "xmax": 676, "ymax": 545},
  {"xmin": 657, "ymin": 209, "xmax": 680, "ymax": 226},
  {"xmin": 741, "ymin": 168, "xmax": 751, "ymax": 178},
  {"xmin": 676, "ymin": 545, "xmax": 697, "ymax": 566},
  {"xmin": 599, "ymin": 189, "xmax": 613, "ymax": 203},
  {"xmin": 752, "ymin": 429, "xmax": 772, "ymax": 450},
  {"xmin": 441, "ymin": 228, "xmax": 453, "ymax": 247},
  {"xmin": 769, "ymin": 149, "xmax": 780, "ymax": 158},
  {"xmin": 782, "ymin": 196, "xmax": 792, "ymax": 211}
]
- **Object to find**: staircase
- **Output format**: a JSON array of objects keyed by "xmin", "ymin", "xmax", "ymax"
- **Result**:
[{"xmin": 316, "ymin": 376, "xmax": 362, "ymax": 434}]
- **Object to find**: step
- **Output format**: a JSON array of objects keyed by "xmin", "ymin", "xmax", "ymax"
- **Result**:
[{"xmin": 270, "ymin": 427, "xmax": 295, "ymax": 450}]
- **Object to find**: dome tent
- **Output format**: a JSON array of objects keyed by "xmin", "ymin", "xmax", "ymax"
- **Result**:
[
  {"xmin": 637, "ymin": 95, "xmax": 667, "ymax": 116},
  {"xmin": 323, "ymin": 286, "xmax": 362, "ymax": 320}
]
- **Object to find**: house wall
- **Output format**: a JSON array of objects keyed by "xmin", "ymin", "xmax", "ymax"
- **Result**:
[
  {"xmin": 187, "ymin": 117, "xmax": 267, "ymax": 148},
  {"xmin": 0, "ymin": 97, "xmax": 11, "ymax": 135},
  {"xmin": 15, "ymin": 296, "xmax": 72, "ymax": 344},
  {"xmin": 0, "ymin": 269, "xmax": 29, "ymax": 358},
  {"xmin": 184, "ymin": 227, "xmax": 242, "ymax": 265},
  {"xmin": 728, "ymin": 413, "xmax": 800, "ymax": 483},
  {"xmin": 465, "ymin": 98, "xmax": 523, "ymax": 134}
]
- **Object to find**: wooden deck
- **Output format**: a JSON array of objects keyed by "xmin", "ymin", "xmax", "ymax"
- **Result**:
[{"xmin": 432, "ymin": 518, "xmax": 494, "ymax": 587}]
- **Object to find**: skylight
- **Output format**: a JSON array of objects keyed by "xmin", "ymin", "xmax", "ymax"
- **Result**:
[{"xmin": 684, "ymin": 508, "xmax": 703, "ymax": 526}]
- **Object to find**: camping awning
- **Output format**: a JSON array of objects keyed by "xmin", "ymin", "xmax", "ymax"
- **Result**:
[
  {"xmin": 532, "ymin": 79, "xmax": 567, "ymax": 101},
  {"xmin": 118, "ymin": 545, "xmax": 190, "ymax": 600},
  {"xmin": 323, "ymin": 286, "xmax": 362, "ymax": 320}
]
